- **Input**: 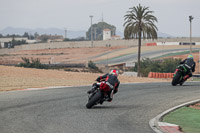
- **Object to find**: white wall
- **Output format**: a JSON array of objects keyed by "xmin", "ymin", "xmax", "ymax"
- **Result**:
[
  {"xmin": 157, "ymin": 42, "xmax": 180, "ymax": 45},
  {"xmin": 0, "ymin": 42, "xmax": 3, "ymax": 48},
  {"xmin": 1, "ymin": 38, "xmax": 200, "ymax": 54}
]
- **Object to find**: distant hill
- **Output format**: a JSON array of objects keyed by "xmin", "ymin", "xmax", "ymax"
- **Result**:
[
  {"xmin": 157, "ymin": 32, "xmax": 174, "ymax": 38},
  {"xmin": 0, "ymin": 27, "xmax": 174, "ymax": 39}
]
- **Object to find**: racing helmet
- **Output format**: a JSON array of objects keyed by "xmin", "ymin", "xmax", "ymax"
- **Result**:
[
  {"xmin": 187, "ymin": 54, "xmax": 194, "ymax": 59},
  {"xmin": 110, "ymin": 69, "xmax": 119, "ymax": 76}
]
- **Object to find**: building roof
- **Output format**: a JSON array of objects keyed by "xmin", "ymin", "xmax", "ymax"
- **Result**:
[
  {"xmin": 111, "ymin": 35, "xmax": 121, "ymax": 38},
  {"xmin": 103, "ymin": 29, "xmax": 111, "ymax": 31}
]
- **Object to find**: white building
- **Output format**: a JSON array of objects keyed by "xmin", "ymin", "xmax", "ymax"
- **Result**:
[
  {"xmin": 103, "ymin": 29, "xmax": 111, "ymax": 40},
  {"xmin": 103, "ymin": 29, "xmax": 121, "ymax": 41}
]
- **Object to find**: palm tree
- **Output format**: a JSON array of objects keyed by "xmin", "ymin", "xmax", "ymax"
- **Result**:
[{"xmin": 124, "ymin": 4, "xmax": 158, "ymax": 77}]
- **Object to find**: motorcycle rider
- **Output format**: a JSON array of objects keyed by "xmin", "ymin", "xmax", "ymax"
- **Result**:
[
  {"xmin": 179, "ymin": 54, "xmax": 196, "ymax": 81},
  {"xmin": 87, "ymin": 69, "xmax": 120, "ymax": 102}
]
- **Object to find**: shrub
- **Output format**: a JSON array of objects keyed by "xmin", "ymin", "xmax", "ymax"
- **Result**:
[
  {"xmin": 88, "ymin": 61, "xmax": 98, "ymax": 69},
  {"xmin": 88, "ymin": 61, "xmax": 102, "ymax": 73},
  {"xmin": 133, "ymin": 58, "xmax": 182, "ymax": 77},
  {"xmin": 18, "ymin": 57, "xmax": 47, "ymax": 69}
]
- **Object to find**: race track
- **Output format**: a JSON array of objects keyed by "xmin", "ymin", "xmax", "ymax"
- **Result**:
[
  {"xmin": 0, "ymin": 82, "xmax": 200, "ymax": 133},
  {"xmin": 95, "ymin": 48, "xmax": 200, "ymax": 65}
]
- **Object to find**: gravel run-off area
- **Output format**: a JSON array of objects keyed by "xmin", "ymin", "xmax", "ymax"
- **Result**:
[{"xmin": 0, "ymin": 65, "xmax": 170, "ymax": 91}]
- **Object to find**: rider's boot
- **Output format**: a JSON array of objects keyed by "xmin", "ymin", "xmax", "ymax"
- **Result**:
[
  {"xmin": 183, "ymin": 75, "xmax": 190, "ymax": 81},
  {"xmin": 107, "ymin": 97, "xmax": 112, "ymax": 102},
  {"xmin": 180, "ymin": 75, "xmax": 190, "ymax": 86},
  {"xmin": 107, "ymin": 90, "xmax": 114, "ymax": 102}
]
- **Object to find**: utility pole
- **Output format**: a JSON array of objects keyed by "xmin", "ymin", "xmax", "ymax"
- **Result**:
[
  {"xmin": 90, "ymin": 15, "xmax": 93, "ymax": 47},
  {"xmin": 102, "ymin": 13, "xmax": 104, "ymax": 22},
  {"xmin": 64, "ymin": 28, "xmax": 67, "ymax": 39},
  {"xmin": 94, "ymin": 27, "xmax": 96, "ymax": 41},
  {"xmin": 189, "ymin": 16, "xmax": 194, "ymax": 54},
  {"xmin": 199, "ymin": 50, "xmax": 200, "ymax": 74}
]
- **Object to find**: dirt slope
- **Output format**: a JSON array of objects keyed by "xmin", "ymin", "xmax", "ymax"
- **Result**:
[{"xmin": 0, "ymin": 65, "xmax": 169, "ymax": 91}]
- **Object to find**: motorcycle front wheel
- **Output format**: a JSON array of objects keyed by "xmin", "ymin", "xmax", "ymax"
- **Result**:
[{"xmin": 172, "ymin": 72, "xmax": 182, "ymax": 86}]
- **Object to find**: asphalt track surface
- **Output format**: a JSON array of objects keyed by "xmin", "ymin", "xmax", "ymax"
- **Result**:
[
  {"xmin": 0, "ymin": 82, "xmax": 200, "ymax": 133},
  {"xmin": 95, "ymin": 48, "xmax": 200, "ymax": 65}
]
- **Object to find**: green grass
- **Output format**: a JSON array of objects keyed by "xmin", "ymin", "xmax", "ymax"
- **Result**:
[
  {"xmin": 163, "ymin": 107, "xmax": 200, "ymax": 133},
  {"xmin": 192, "ymin": 78, "xmax": 200, "ymax": 81}
]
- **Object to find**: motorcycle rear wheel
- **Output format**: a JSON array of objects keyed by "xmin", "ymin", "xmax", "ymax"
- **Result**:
[{"xmin": 86, "ymin": 91, "xmax": 102, "ymax": 109}]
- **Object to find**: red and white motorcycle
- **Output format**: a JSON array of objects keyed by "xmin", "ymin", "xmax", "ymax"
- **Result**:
[{"xmin": 86, "ymin": 82, "xmax": 114, "ymax": 109}]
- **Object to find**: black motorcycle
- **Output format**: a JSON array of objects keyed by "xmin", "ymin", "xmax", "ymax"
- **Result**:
[
  {"xmin": 86, "ymin": 82, "xmax": 114, "ymax": 109},
  {"xmin": 172, "ymin": 64, "xmax": 188, "ymax": 86}
]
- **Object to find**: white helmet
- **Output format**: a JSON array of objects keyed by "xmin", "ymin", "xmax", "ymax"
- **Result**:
[{"xmin": 110, "ymin": 69, "xmax": 119, "ymax": 76}]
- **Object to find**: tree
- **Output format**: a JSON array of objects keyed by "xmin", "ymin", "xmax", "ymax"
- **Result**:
[
  {"xmin": 124, "ymin": 4, "xmax": 158, "ymax": 77},
  {"xmin": 34, "ymin": 32, "xmax": 39, "ymax": 39},
  {"xmin": 0, "ymin": 34, "xmax": 3, "ymax": 38},
  {"xmin": 86, "ymin": 22, "xmax": 116, "ymax": 40},
  {"xmin": 23, "ymin": 32, "xmax": 29, "ymax": 39},
  {"xmin": 39, "ymin": 34, "xmax": 48, "ymax": 42},
  {"xmin": 9, "ymin": 39, "xmax": 27, "ymax": 48}
]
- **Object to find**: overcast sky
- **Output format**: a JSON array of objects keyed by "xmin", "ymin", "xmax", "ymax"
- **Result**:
[{"xmin": 0, "ymin": 0, "xmax": 199, "ymax": 37}]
